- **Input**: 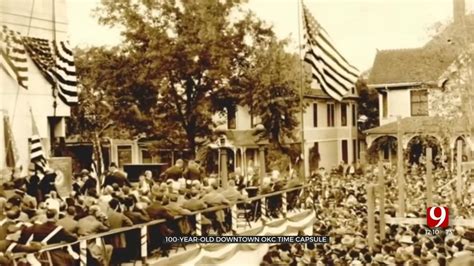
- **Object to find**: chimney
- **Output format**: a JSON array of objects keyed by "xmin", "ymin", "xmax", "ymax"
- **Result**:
[{"xmin": 454, "ymin": 0, "xmax": 466, "ymax": 23}]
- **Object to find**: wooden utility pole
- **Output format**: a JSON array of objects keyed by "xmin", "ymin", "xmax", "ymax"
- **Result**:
[
  {"xmin": 456, "ymin": 140, "xmax": 463, "ymax": 200},
  {"xmin": 426, "ymin": 148, "xmax": 433, "ymax": 208},
  {"xmin": 378, "ymin": 151, "xmax": 386, "ymax": 240},
  {"xmin": 367, "ymin": 184, "xmax": 375, "ymax": 250},
  {"xmin": 396, "ymin": 116, "xmax": 405, "ymax": 217}
]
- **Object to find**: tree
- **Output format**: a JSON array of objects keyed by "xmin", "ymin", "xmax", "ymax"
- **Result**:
[
  {"xmin": 356, "ymin": 76, "xmax": 379, "ymax": 131},
  {"xmin": 93, "ymin": 0, "xmax": 274, "ymax": 155},
  {"xmin": 69, "ymin": 47, "xmax": 125, "ymax": 175},
  {"xmin": 237, "ymin": 37, "xmax": 311, "ymax": 162}
]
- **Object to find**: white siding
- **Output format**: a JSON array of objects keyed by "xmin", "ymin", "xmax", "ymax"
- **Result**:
[{"xmin": 380, "ymin": 89, "xmax": 411, "ymax": 125}]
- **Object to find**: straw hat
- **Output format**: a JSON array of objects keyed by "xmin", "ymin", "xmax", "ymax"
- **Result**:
[{"xmin": 341, "ymin": 235, "xmax": 355, "ymax": 248}]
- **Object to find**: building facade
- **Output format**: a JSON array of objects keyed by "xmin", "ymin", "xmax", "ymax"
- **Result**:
[
  {"xmin": 214, "ymin": 86, "xmax": 361, "ymax": 177},
  {"xmin": 365, "ymin": 0, "xmax": 474, "ymax": 164},
  {"xmin": 1, "ymin": 0, "xmax": 73, "ymax": 174}
]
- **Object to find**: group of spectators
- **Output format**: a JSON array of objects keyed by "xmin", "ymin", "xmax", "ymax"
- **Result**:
[
  {"xmin": 262, "ymin": 164, "xmax": 474, "ymax": 265},
  {"xmin": 0, "ymin": 159, "xmax": 303, "ymax": 265}
]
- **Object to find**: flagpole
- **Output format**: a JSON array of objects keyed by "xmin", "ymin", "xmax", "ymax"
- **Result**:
[{"xmin": 297, "ymin": 0, "xmax": 306, "ymax": 181}]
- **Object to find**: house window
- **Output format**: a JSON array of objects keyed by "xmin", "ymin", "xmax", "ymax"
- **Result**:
[
  {"xmin": 327, "ymin": 103, "xmax": 335, "ymax": 127},
  {"xmin": 117, "ymin": 145, "xmax": 132, "ymax": 168},
  {"xmin": 342, "ymin": 140, "xmax": 348, "ymax": 163},
  {"xmin": 341, "ymin": 103, "xmax": 347, "ymax": 126},
  {"xmin": 227, "ymin": 106, "xmax": 236, "ymax": 129},
  {"xmin": 313, "ymin": 103, "xmax": 318, "ymax": 127},
  {"xmin": 411, "ymin": 89, "xmax": 428, "ymax": 116},
  {"xmin": 250, "ymin": 110, "xmax": 261, "ymax": 128},
  {"xmin": 352, "ymin": 104, "xmax": 356, "ymax": 126},
  {"xmin": 352, "ymin": 139, "xmax": 357, "ymax": 163},
  {"xmin": 141, "ymin": 149, "xmax": 152, "ymax": 163},
  {"xmin": 381, "ymin": 91, "xmax": 388, "ymax": 118}
]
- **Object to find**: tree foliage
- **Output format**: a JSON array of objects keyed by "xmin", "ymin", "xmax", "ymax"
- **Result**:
[
  {"xmin": 356, "ymin": 77, "xmax": 379, "ymax": 131},
  {"xmin": 88, "ymin": 0, "xmax": 274, "ymax": 154},
  {"xmin": 237, "ymin": 38, "xmax": 310, "ymax": 158}
]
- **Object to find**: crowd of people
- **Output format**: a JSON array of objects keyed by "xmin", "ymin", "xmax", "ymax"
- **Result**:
[
  {"xmin": 262, "ymin": 164, "xmax": 474, "ymax": 265},
  {"xmin": 1, "ymin": 156, "xmax": 473, "ymax": 265},
  {"xmin": 0, "ymin": 159, "xmax": 303, "ymax": 265}
]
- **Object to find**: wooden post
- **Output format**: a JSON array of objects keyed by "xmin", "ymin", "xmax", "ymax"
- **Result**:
[
  {"xmin": 282, "ymin": 192, "xmax": 288, "ymax": 216},
  {"xmin": 456, "ymin": 140, "xmax": 463, "ymax": 200},
  {"xmin": 259, "ymin": 145, "xmax": 266, "ymax": 184},
  {"xmin": 79, "ymin": 240, "xmax": 87, "ymax": 266},
  {"xmin": 231, "ymin": 205, "xmax": 238, "ymax": 232},
  {"xmin": 261, "ymin": 197, "xmax": 267, "ymax": 219},
  {"xmin": 140, "ymin": 226, "xmax": 148, "ymax": 261},
  {"xmin": 396, "ymin": 116, "xmax": 405, "ymax": 217},
  {"xmin": 426, "ymin": 148, "xmax": 433, "ymax": 208},
  {"xmin": 450, "ymin": 147, "xmax": 454, "ymax": 172},
  {"xmin": 221, "ymin": 148, "xmax": 228, "ymax": 189},
  {"xmin": 377, "ymin": 152, "xmax": 386, "ymax": 240},
  {"xmin": 367, "ymin": 184, "xmax": 375, "ymax": 251},
  {"xmin": 195, "ymin": 213, "xmax": 202, "ymax": 236}
]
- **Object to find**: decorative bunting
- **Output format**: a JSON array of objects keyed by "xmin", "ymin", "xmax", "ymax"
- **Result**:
[
  {"xmin": 23, "ymin": 37, "xmax": 78, "ymax": 105},
  {"xmin": 0, "ymin": 25, "xmax": 28, "ymax": 89}
]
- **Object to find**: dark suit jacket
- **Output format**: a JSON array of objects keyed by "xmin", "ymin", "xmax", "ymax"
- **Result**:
[
  {"xmin": 161, "ymin": 166, "xmax": 183, "ymax": 181},
  {"xmin": 184, "ymin": 166, "xmax": 202, "ymax": 180},
  {"xmin": 57, "ymin": 216, "xmax": 79, "ymax": 235},
  {"xmin": 38, "ymin": 173, "xmax": 57, "ymax": 199},
  {"xmin": 146, "ymin": 203, "xmax": 174, "ymax": 220},
  {"xmin": 0, "ymin": 240, "xmax": 40, "ymax": 253},
  {"xmin": 103, "ymin": 171, "xmax": 131, "ymax": 188},
  {"xmin": 124, "ymin": 209, "xmax": 150, "ymax": 224},
  {"xmin": 182, "ymin": 199, "xmax": 207, "ymax": 211},
  {"xmin": 19, "ymin": 221, "xmax": 77, "ymax": 245}
]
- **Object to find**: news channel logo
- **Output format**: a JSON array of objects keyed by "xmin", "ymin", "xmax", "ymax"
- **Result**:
[{"xmin": 425, "ymin": 207, "xmax": 454, "ymax": 236}]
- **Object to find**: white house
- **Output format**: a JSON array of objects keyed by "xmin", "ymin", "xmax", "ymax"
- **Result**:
[
  {"xmin": 0, "ymin": 0, "xmax": 74, "ymax": 174},
  {"xmin": 365, "ymin": 0, "xmax": 474, "ymax": 163},
  {"xmin": 213, "ymin": 84, "xmax": 361, "ymax": 177}
]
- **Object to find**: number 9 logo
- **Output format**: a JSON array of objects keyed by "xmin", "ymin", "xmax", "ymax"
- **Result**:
[{"xmin": 427, "ymin": 207, "xmax": 449, "ymax": 228}]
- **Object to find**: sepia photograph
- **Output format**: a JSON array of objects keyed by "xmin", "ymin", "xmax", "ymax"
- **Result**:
[{"xmin": 0, "ymin": 0, "xmax": 473, "ymax": 265}]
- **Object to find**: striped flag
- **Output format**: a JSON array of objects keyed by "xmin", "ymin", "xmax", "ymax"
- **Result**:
[
  {"xmin": 0, "ymin": 25, "xmax": 28, "ymax": 89},
  {"xmin": 3, "ymin": 114, "xmax": 19, "ymax": 168},
  {"xmin": 29, "ymin": 110, "xmax": 48, "ymax": 174},
  {"xmin": 302, "ymin": 4, "xmax": 359, "ymax": 101},
  {"xmin": 23, "ymin": 37, "xmax": 78, "ymax": 105}
]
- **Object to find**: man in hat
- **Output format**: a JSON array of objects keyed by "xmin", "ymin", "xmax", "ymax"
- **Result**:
[
  {"xmin": 77, "ymin": 206, "xmax": 109, "ymax": 236},
  {"xmin": 160, "ymin": 159, "xmax": 184, "ymax": 181},
  {"xmin": 184, "ymin": 160, "xmax": 203, "ymax": 181},
  {"xmin": 57, "ymin": 206, "xmax": 79, "ymax": 235},
  {"xmin": 103, "ymin": 163, "xmax": 131, "ymax": 188},
  {"xmin": 80, "ymin": 169, "xmax": 98, "ymax": 196},
  {"xmin": 104, "ymin": 198, "xmax": 133, "ymax": 264},
  {"xmin": 38, "ymin": 168, "xmax": 58, "ymax": 202},
  {"xmin": 182, "ymin": 190, "xmax": 207, "ymax": 211}
]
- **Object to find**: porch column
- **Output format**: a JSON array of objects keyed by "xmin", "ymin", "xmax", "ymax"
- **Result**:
[
  {"xmin": 450, "ymin": 147, "xmax": 454, "ymax": 172},
  {"xmin": 396, "ymin": 117, "xmax": 405, "ymax": 217},
  {"xmin": 258, "ymin": 145, "xmax": 266, "ymax": 182},
  {"xmin": 220, "ymin": 148, "xmax": 228, "ymax": 189},
  {"xmin": 242, "ymin": 148, "xmax": 246, "ymax": 176}
]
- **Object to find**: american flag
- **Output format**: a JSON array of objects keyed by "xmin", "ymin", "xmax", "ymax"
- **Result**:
[
  {"xmin": 3, "ymin": 114, "xmax": 19, "ymax": 168},
  {"xmin": 0, "ymin": 25, "xmax": 28, "ymax": 89},
  {"xmin": 302, "ymin": 4, "xmax": 359, "ymax": 101},
  {"xmin": 29, "ymin": 110, "xmax": 48, "ymax": 174},
  {"xmin": 23, "ymin": 37, "xmax": 78, "ymax": 105}
]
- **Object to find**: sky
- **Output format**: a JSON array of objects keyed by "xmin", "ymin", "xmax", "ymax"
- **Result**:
[{"xmin": 66, "ymin": 0, "xmax": 474, "ymax": 71}]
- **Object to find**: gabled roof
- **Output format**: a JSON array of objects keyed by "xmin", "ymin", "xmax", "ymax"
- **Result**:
[
  {"xmin": 368, "ymin": 47, "xmax": 458, "ymax": 87},
  {"xmin": 368, "ymin": 16, "xmax": 474, "ymax": 87}
]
